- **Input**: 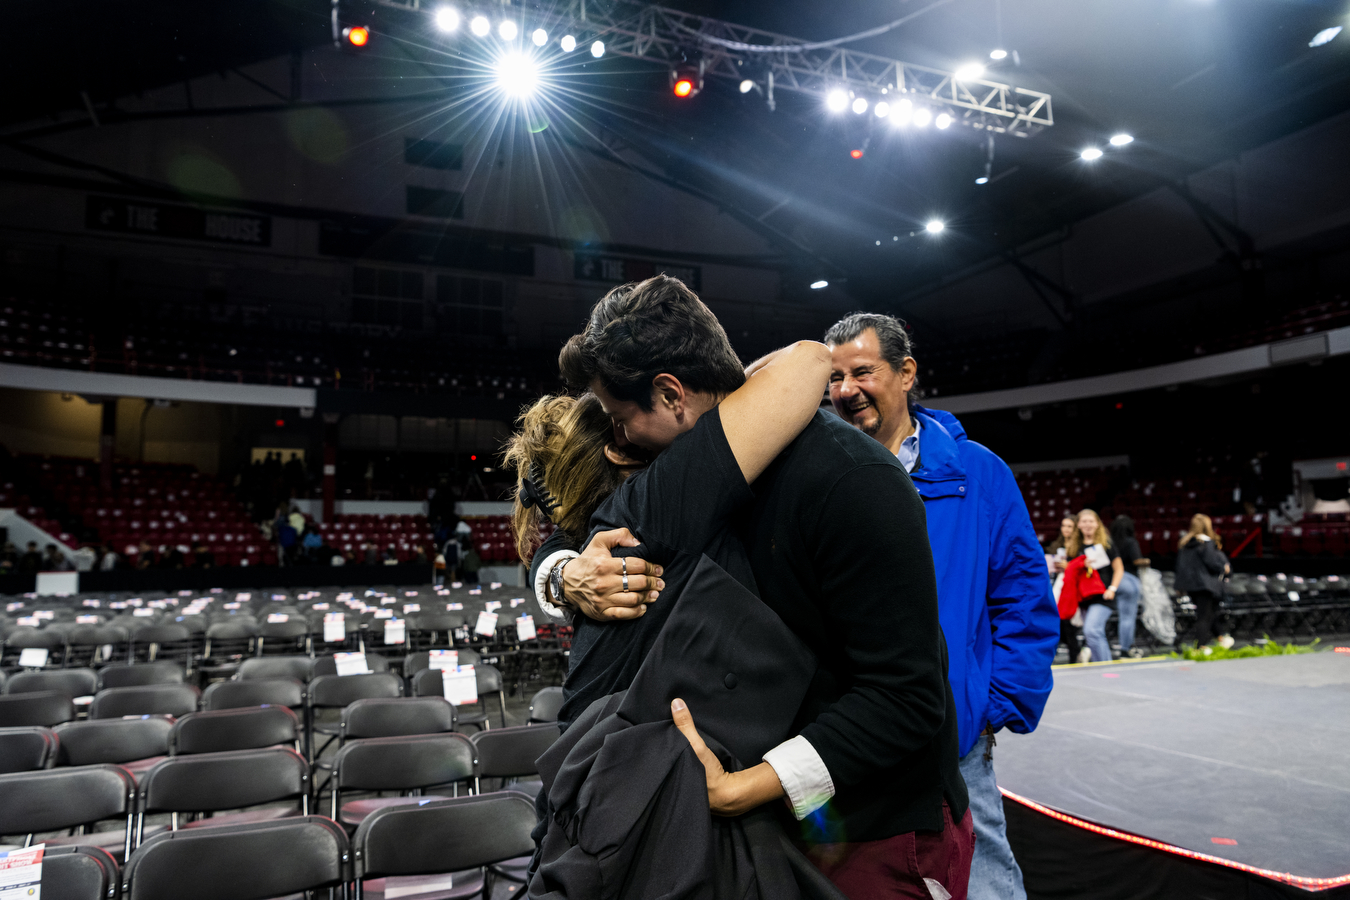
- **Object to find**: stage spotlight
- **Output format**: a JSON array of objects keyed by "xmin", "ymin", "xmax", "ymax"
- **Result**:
[
  {"xmin": 1109, "ymin": 133, "xmax": 1134, "ymax": 146},
  {"xmin": 591, "ymin": 40, "xmax": 605, "ymax": 58},
  {"xmin": 935, "ymin": 112, "xmax": 952, "ymax": 129},
  {"xmin": 434, "ymin": 7, "xmax": 459, "ymax": 32},
  {"xmin": 469, "ymin": 15, "xmax": 490, "ymax": 36},
  {"xmin": 494, "ymin": 52, "xmax": 539, "ymax": 97},
  {"xmin": 874, "ymin": 101, "xmax": 890, "ymax": 118},
  {"xmin": 891, "ymin": 98, "xmax": 913, "ymax": 125},
  {"xmin": 925, "ymin": 219, "xmax": 945, "ymax": 234},
  {"xmin": 498, "ymin": 20, "xmax": 518, "ymax": 40},
  {"xmin": 560, "ymin": 34, "xmax": 576, "ymax": 52},
  {"xmin": 852, "ymin": 97, "xmax": 869, "ymax": 114},
  {"xmin": 975, "ymin": 176, "xmax": 989, "ymax": 184},
  {"xmin": 739, "ymin": 79, "xmax": 755, "ymax": 93},
  {"xmin": 674, "ymin": 78, "xmax": 694, "ymax": 97},
  {"xmin": 671, "ymin": 64, "xmax": 701, "ymax": 98},
  {"xmin": 1309, "ymin": 26, "xmax": 1342, "ymax": 47},
  {"xmin": 954, "ymin": 62, "xmax": 985, "ymax": 81},
  {"xmin": 343, "ymin": 25, "xmax": 370, "ymax": 47},
  {"xmin": 1080, "ymin": 147, "xmax": 1103, "ymax": 161},
  {"xmin": 826, "ymin": 89, "xmax": 848, "ymax": 112},
  {"xmin": 850, "ymin": 149, "xmax": 864, "ymax": 159},
  {"xmin": 990, "ymin": 48, "xmax": 1008, "ymax": 60},
  {"xmin": 810, "ymin": 280, "xmax": 829, "ymax": 289},
  {"xmin": 912, "ymin": 106, "xmax": 932, "ymax": 127},
  {"xmin": 532, "ymin": 28, "xmax": 548, "ymax": 46}
]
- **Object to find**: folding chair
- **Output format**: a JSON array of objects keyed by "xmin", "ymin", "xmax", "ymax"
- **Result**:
[
  {"xmin": 7, "ymin": 668, "xmax": 99, "ymax": 700},
  {"xmin": 312, "ymin": 652, "xmax": 391, "ymax": 677},
  {"xmin": 41, "ymin": 844, "xmax": 121, "ymax": 900},
  {"xmin": 402, "ymin": 649, "xmax": 480, "ymax": 679},
  {"xmin": 0, "ymin": 725, "xmax": 58, "ymax": 773},
  {"xmin": 341, "ymin": 697, "xmax": 458, "ymax": 740},
  {"xmin": 407, "ymin": 613, "xmax": 461, "ymax": 651},
  {"xmin": 55, "ymin": 717, "xmax": 174, "ymax": 781},
  {"xmin": 196, "ymin": 621, "xmax": 258, "ymax": 681},
  {"xmin": 411, "ymin": 665, "xmax": 505, "ymax": 732},
  {"xmin": 528, "ymin": 686, "xmax": 564, "ymax": 724},
  {"xmin": 97, "ymin": 662, "xmax": 185, "ymax": 691},
  {"xmin": 0, "ymin": 764, "xmax": 138, "ymax": 862},
  {"xmin": 351, "ymin": 792, "xmax": 538, "ymax": 900},
  {"xmin": 136, "ymin": 747, "xmax": 310, "ymax": 842},
  {"xmin": 0, "ymin": 691, "xmax": 76, "ymax": 727},
  {"xmin": 469, "ymin": 724, "xmax": 558, "ymax": 796},
  {"xmin": 89, "ymin": 684, "xmax": 200, "ymax": 719},
  {"xmin": 307, "ymin": 673, "xmax": 403, "ymax": 763},
  {"xmin": 170, "ymin": 706, "xmax": 301, "ymax": 755},
  {"xmin": 201, "ymin": 677, "xmax": 304, "ymax": 711},
  {"xmin": 1, "ymin": 626, "xmax": 67, "ymax": 669},
  {"xmin": 122, "ymin": 816, "xmax": 349, "ymax": 900},
  {"xmin": 67, "ymin": 624, "xmax": 130, "ymax": 668},
  {"xmin": 237, "ymin": 655, "xmax": 313, "ymax": 683},
  {"xmin": 128, "ymin": 625, "xmax": 194, "ymax": 669},
  {"xmin": 256, "ymin": 619, "xmax": 311, "ymax": 657},
  {"xmin": 329, "ymin": 732, "xmax": 476, "ymax": 827}
]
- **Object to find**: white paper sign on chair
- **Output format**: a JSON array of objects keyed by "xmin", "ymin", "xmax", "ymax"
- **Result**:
[
  {"xmin": 474, "ymin": 610, "xmax": 499, "ymax": 637},
  {"xmin": 18, "ymin": 648, "xmax": 49, "ymax": 668},
  {"xmin": 442, "ymin": 666, "xmax": 478, "ymax": 705},
  {"xmin": 0, "ymin": 843, "xmax": 44, "ymax": 897},
  {"xmin": 384, "ymin": 619, "xmax": 406, "ymax": 645},
  {"xmin": 334, "ymin": 652, "xmax": 370, "ymax": 676},
  {"xmin": 516, "ymin": 615, "xmax": 537, "ymax": 641},
  {"xmin": 323, "ymin": 613, "xmax": 346, "ymax": 643},
  {"xmin": 429, "ymin": 650, "xmax": 459, "ymax": 670}
]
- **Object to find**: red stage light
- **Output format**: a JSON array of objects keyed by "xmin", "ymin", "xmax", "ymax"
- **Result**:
[
  {"xmin": 850, "ymin": 149, "xmax": 864, "ymax": 159},
  {"xmin": 344, "ymin": 26, "xmax": 370, "ymax": 47},
  {"xmin": 275, "ymin": 419, "xmax": 285, "ymax": 427},
  {"xmin": 470, "ymin": 455, "xmax": 477, "ymax": 461},
  {"xmin": 673, "ymin": 79, "xmax": 695, "ymax": 98}
]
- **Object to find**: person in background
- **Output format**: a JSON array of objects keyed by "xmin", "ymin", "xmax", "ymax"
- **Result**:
[
  {"xmin": 1067, "ymin": 509, "xmax": 1123, "ymax": 662},
  {"xmin": 1109, "ymin": 515, "xmax": 1148, "ymax": 658},
  {"xmin": 825, "ymin": 312, "xmax": 1060, "ymax": 900},
  {"xmin": 460, "ymin": 544, "xmax": 481, "ymax": 585},
  {"xmin": 0, "ymin": 542, "xmax": 17, "ymax": 572},
  {"xmin": 1044, "ymin": 516, "xmax": 1081, "ymax": 664},
  {"xmin": 19, "ymin": 541, "xmax": 43, "ymax": 572},
  {"xmin": 1175, "ymin": 514, "xmax": 1230, "ymax": 648},
  {"xmin": 193, "ymin": 543, "xmax": 215, "ymax": 568},
  {"xmin": 287, "ymin": 506, "xmax": 306, "ymax": 534},
  {"xmin": 42, "ymin": 543, "xmax": 71, "ymax": 571}
]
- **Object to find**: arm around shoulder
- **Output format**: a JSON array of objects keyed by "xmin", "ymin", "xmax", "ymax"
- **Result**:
[{"xmin": 720, "ymin": 341, "xmax": 830, "ymax": 484}]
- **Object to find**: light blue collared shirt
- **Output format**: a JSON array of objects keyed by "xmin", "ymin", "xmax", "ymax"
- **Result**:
[{"xmin": 897, "ymin": 418, "xmax": 921, "ymax": 473}]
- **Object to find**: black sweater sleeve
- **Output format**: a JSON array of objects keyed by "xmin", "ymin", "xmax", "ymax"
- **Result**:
[{"xmin": 798, "ymin": 464, "xmax": 949, "ymax": 788}]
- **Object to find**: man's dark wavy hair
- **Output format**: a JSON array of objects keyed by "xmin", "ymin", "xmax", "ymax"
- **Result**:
[{"xmin": 559, "ymin": 274, "xmax": 745, "ymax": 410}]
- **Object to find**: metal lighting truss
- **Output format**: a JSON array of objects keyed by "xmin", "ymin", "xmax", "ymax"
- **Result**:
[{"xmin": 371, "ymin": 0, "xmax": 1054, "ymax": 136}]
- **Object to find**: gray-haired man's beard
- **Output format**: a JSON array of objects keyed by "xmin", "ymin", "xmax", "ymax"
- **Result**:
[{"xmin": 859, "ymin": 410, "xmax": 883, "ymax": 437}]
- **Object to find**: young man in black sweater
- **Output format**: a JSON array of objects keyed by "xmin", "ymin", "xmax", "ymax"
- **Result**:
[{"xmin": 535, "ymin": 275, "xmax": 972, "ymax": 899}]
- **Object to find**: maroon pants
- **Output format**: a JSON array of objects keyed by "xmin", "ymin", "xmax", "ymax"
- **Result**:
[{"xmin": 804, "ymin": 803, "xmax": 975, "ymax": 900}]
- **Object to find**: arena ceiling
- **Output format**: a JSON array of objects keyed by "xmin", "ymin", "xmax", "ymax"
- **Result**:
[{"xmin": 6, "ymin": 0, "xmax": 1350, "ymax": 307}]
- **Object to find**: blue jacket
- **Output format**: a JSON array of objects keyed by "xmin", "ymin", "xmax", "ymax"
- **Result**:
[{"xmin": 908, "ymin": 405, "xmax": 1059, "ymax": 757}]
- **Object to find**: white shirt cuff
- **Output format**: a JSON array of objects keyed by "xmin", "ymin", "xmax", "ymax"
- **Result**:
[
  {"xmin": 762, "ymin": 734, "xmax": 835, "ymax": 820},
  {"xmin": 533, "ymin": 549, "xmax": 580, "ymax": 619}
]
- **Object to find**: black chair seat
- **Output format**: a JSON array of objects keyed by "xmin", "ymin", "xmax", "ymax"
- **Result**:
[
  {"xmin": 182, "ymin": 805, "xmax": 300, "ymax": 830},
  {"xmin": 362, "ymin": 872, "xmax": 486, "ymax": 900},
  {"xmin": 338, "ymin": 794, "xmax": 453, "ymax": 826}
]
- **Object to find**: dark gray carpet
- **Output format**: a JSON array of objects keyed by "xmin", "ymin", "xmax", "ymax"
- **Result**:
[{"xmin": 996, "ymin": 649, "xmax": 1350, "ymax": 879}]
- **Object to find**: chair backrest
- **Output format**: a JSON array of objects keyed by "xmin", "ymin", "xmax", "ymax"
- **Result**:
[
  {"xmin": 308, "ymin": 673, "xmax": 403, "ymax": 710},
  {"xmin": 0, "ymin": 726, "xmax": 58, "ymax": 773},
  {"xmin": 6, "ymin": 668, "xmax": 99, "ymax": 699},
  {"xmin": 140, "ymin": 747, "xmax": 309, "ymax": 816},
  {"xmin": 129, "ymin": 624, "xmax": 191, "ymax": 645},
  {"xmin": 41, "ymin": 845, "xmax": 121, "ymax": 900},
  {"xmin": 90, "ymin": 684, "xmax": 201, "ymax": 720},
  {"xmin": 171, "ymin": 706, "xmax": 300, "ymax": 755},
  {"xmin": 0, "ymin": 691, "xmax": 77, "ymax": 727},
  {"xmin": 401, "ymin": 647, "xmax": 480, "ymax": 678},
  {"xmin": 236, "ymin": 655, "xmax": 313, "ymax": 683},
  {"xmin": 0, "ymin": 764, "xmax": 135, "ymax": 837},
  {"xmin": 341, "ymin": 697, "xmax": 456, "ymax": 739},
  {"xmin": 98, "ymin": 661, "xmax": 186, "ymax": 691},
  {"xmin": 471, "ymin": 724, "xmax": 560, "ymax": 779},
  {"xmin": 205, "ymin": 621, "xmax": 258, "ymax": 640},
  {"xmin": 529, "ymin": 686, "xmax": 564, "ymax": 723},
  {"xmin": 201, "ymin": 678, "xmax": 303, "ymax": 711},
  {"xmin": 332, "ymin": 732, "xmax": 475, "ymax": 794},
  {"xmin": 54, "ymin": 717, "xmax": 174, "ymax": 766},
  {"xmin": 310, "ymin": 653, "xmax": 391, "ymax": 677},
  {"xmin": 258, "ymin": 619, "xmax": 310, "ymax": 639},
  {"xmin": 123, "ymin": 816, "xmax": 349, "ymax": 900},
  {"xmin": 351, "ymin": 793, "xmax": 537, "ymax": 880}
]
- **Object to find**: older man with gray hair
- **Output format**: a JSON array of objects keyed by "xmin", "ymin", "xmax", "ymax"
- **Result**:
[{"xmin": 824, "ymin": 312, "xmax": 1060, "ymax": 900}]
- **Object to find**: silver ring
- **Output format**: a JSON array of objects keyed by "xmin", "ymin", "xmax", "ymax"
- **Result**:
[
  {"xmin": 621, "ymin": 557, "xmax": 628, "ymax": 576},
  {"xmin": 622, "ymin": 573, "xmax": 630, "ymax": 592}
]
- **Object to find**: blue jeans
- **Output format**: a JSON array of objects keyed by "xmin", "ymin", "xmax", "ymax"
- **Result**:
[
  {"xmin": 959, "ymin": 734, "xmax": 1026, "ymax": 900},
  {"xmin": 1083, "ymin": 602, "xmax": 1114, "ymax": 662},
  {"xmin": 1114, "ymin": 573, "xmax": 1141, "ymax": 652}
]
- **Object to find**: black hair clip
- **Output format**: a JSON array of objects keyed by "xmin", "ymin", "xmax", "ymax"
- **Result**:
[{"xmin": 520, "ymin": 462, "xmax": 559, "ymax": 521}]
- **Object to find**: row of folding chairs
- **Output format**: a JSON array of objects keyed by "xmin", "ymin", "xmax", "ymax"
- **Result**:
[{"xmin": 25, "ymin": 797, "xmax": 538, "ymax": 900}]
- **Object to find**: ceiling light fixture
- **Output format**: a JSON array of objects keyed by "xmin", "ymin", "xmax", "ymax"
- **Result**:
[
  {"xmin": 1109, "ymin": 133, "xmax": 1134, "ymax": 146},
  {"xmin": 912, "ymin": 106, "xmax": 932, "ymax": 127},
  {"xmin": 954, "ymin": 62, "xmax": 985, "ymax": 81},
  {"xmin": 469, "ymin": 15, "xmax": 490, "ymax": 36},
  {"xmin": 925, "ymin": 219, "xmax": 945, "ymax": 234},
  {"xmin": 531, "ymin": 28, "xmax": 548, "ymax": 46},
  {"xmin": 874, "ymin": 101, "xmax": 890, "ymax": 118},
  {"xmin": 739, "ymin": 79, "xmax": 755, "ymax": 93},
  {"xmin": 1309, "ymin": 26, "xmax": 1342, "ymax": 47},
  {"xmin": 559, "ymin": 34, "xmax": 576, "ymax": 52},
  {"xmin": 826, "ymin": 89, "xmax": 849, "ymax": 112},
  {"xmin": 935, "ymin": 112, "xmax": 952, "ymax": 129},
  {"xmin": 852, "ymin": 97, "xmax": 869, "ymax": 114},
  {"xmin": 497, "ymin": 20, "xmax": 518, "ymax": 40},
  {"xmin": 1080, "ymin": 147, "xmax": 1104, "ymax": 161},
  {"xmin": 810, "ymin": 280, "xmax": 829, "ymax": 290},
  {"xmin": 433, "ymin": 7, "xmax": 459, "ymax": 32},
  {"xmin": 989, "ymin": 48, "xmax": 1008, "ymax": 60},
  {"xmin": 590, "ymin": 40, "xmax": 605, "ymax": 58}
]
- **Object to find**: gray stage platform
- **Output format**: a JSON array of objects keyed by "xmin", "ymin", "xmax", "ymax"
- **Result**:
[{"xmin": 996, "ymin": 649, "xmax": 1350, "ymax": 881}]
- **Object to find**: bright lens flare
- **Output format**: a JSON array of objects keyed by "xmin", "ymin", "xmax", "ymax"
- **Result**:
[
  {"xmin": 935, "ymin": 112, "xmax": 952, "ymax": 129},
  {"xmin": 826, "ymin": 89, "xmax": 848, "ymax": 112},
  {"xmin": 560, "ymin": 34, "xmax": 576, "ymax": 52},
  {"xmin": 851, "ymin": 97, "xmax": 869, "ymax": 114},
  {"xmin": 810, "ymin": 280, "xmax": 829, "ymax": 289},
  {"xmin": 498, "ymin": 20, "xmax": 518, "ymax": 40},
  {"xmin": 1081, "ymin": 147, "xmax": 1104, "ymax": 161},
  {"xmin": 874, "ymin": 101, "xmax": 890, "ymax": 118},
  {"xmin": 531, "ymin": 28, "xmax": 548, "ymax": 46},
  {"xmin": 925, "ymin": 219, "xmax": 945, "ymax": 234},
  {"xmin": 469, "ymin": 15, "xmax": 490, "ymax": 36},
  {"xmin": 674, "ymin": 79, "xmax": 694, "ymax": 98},
  {"xmin": 912, "ymin": 106, "xmax": 932, "ymax": 127},
  {"xmin": 954, "ymin": 62, "xmax": 985, "ymax": 81},
  {"xmin": 494, "ymin": 53, "xmax": 539, "ymax": 97},
  {"xmin": 1109, "ymin": 133, "xmax": 1134, "ymax": 146},
  {"xmin": 344, "ymin": 26, "xmax": 369, "ymax": 46},
  {"xmin": 739, "ymin": 79, "xmax": 754, "ymax": 93},
  {"xmin": 990, "ymin": 48, "xmax": 1008, "ymax": 60},
  {"xmin": 891, "ymin": 98, "xmax": 913, "ymax": 125},
  {"xmin": 434, "ymin": 7, "xmax": 459, "ymax": 32},
  {"xmin": 591, "ymin": 40, "xmax": 605, "ymax": 58}
]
